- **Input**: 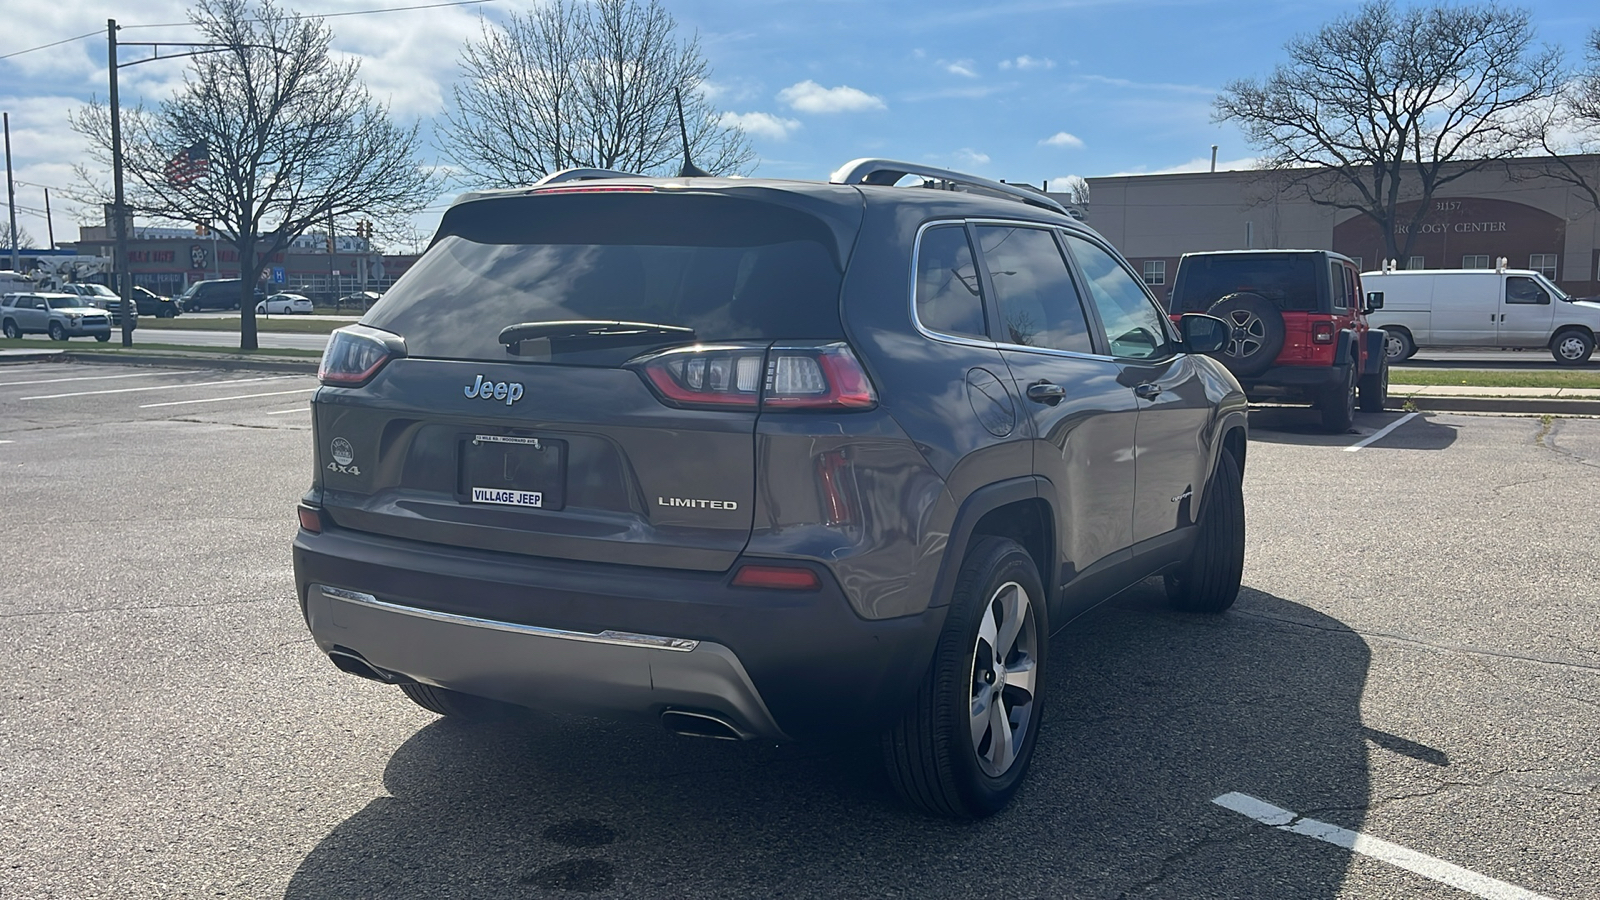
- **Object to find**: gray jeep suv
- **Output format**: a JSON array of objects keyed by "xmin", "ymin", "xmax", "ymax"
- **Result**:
[{"xmin": 293, "ymin": 160, "xmax": 1250, "ymax": 818}]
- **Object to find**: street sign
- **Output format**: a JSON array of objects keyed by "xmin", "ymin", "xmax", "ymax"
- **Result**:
[
  {"xmin": 271, "ymin": 266, "xmax": 286, "ymax": 284},
  {"xmin": 332, "ymin": 269, "xmax": 340, "ymax": 276}
]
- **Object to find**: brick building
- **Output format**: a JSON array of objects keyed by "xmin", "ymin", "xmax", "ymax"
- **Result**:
[{"xmin": 1071, "ymin": 154, "xmax": 1600, "ymax": 303}]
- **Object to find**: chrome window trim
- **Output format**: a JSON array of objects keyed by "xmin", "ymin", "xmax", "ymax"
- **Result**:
[
  {"xmin": 908, "ymin": 217, "xmax": 1116, "ymax": 362},
  {"xmin": 317, "ymin": 585, "xmax": 700, "ymax": 651}
]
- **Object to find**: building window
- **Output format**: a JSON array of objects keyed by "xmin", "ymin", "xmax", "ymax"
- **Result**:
[
  {"xmin": 1406, "ymin": 256, "xmax": 1426, "ymax": 270},
  {"xmin": 1462, "ymin": 255, "xmax": 1490, "ymax": 269},
  {"xmin": 1529, "ymin": 254, "xmax": 1557, "ymax": 279},
  {"xmin": 1141, "ymin": 259, "xmax": 1166, "ymax": 286}
]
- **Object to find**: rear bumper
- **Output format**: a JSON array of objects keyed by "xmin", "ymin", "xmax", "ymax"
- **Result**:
[
  {"xmin": 292, "ymin": 525, "xmax": 947, "ymax": 740},
  {"xmin": 1240, "ymin": 363, "xmax": 1347, "ymax": 396}
]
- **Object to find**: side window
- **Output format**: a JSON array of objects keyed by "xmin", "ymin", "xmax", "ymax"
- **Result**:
[
  {"xmin": 1329, "ymin": 262, "xmax": 1347, "ymax": 310},
  {"xmin": 1506, "ymin": 276, "xmax": 1548, "ymax": 305},
  {"xmin": 1343, "ymin": 265, "xmax": 1358, "ymax": 309},
  {"xmin": 915, "ymin": 225, "xmax": 986, "ymax": 338},
  {"xmin": 973, "ymin": 225, "xmax": 1093, "ymax": 353},
  {"xmin": 1061, "ymin": 234, "xmax": 1171, "ymax": 360}
]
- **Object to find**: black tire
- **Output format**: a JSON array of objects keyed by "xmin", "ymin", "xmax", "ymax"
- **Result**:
[
  {"xmin": 882, "ymin": 537, "xmax": 1049, "ymax": 819},
  {"xmin": 95, "ymin": 333, "xmax": 111, "ymax": 343},
  {"xmin": 1206, "ymin": 293, "xmax": 1286, "ymax": 377},
  {"xmin": 1550, "ymin": 328, "xmax": 1595, "ymax": 366},
  {"xmin": 1383, "ymin": 328, "xmax": 1415, "ymax": 363},
  {"xmin": 1319, "ymin": 363, "xmax": 1357, "ymax": 433},
  {"xmin": 399, "ymin": 682, "xmax": 522, "ymax": 721},
  {"xmin": 48, "ymin": 321, "xmax": 66, "ymax": 341},
  {"xmin": 1164, "ymin": 447, "xmax": 1245, "ymax": 614},
  {"xmin": 2, "ymin": 319, "xmax": 18, "ymax": 339},
  {"xmin": 1358, "ymin": 353, "xmax": 1388, "ymax": 413}
]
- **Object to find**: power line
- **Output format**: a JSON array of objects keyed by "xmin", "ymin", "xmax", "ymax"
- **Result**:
[{"xmin": 1, "ymin": 0, "xmax": 495, "ymax": 61}]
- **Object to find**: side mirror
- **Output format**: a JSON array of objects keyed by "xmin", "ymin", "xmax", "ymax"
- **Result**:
[
  {"xmin": 1365, "ymin": 291, "xmax": 1384, "ymax": 311},
  {"xmin": 1179, "ymin": 313, "xmax": 1229, "ymax": 354}
]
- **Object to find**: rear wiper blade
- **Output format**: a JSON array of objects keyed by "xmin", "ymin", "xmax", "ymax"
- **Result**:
[{"xmin": 499, "ymin": 320, "xmax": 696, "ymax": 349}]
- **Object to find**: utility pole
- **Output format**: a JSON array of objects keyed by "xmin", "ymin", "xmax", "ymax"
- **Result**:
[
  {"xmin": 108, "ymin": 19, "xmax": 136, "ymax": 346},
  {"xmin": 43, "ymin": 187, "xmax": 55, "ymax": 250},
  {"xmin": 4, "ymin": 112, "xmax": 18, "ymax": 272}
]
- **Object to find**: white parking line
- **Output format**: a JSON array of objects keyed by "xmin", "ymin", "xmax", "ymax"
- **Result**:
[
  {"xmin": 0, "ymin": 439, "xmax": 12, "ymax": 444},
  {"xmin": 140, "ymin": 388, "xmax": 316, "ymax": 408},
  {"xmin": 0, "ymin": 370, "xmax": 198, "ymax": 387},
  {"xmin": 266, "ymin": 407, "xmax": 310, "ymax": 415},
  {"xmin": 1344, "ymin": 412, "xmax": 1419, "ymax": 452},
  {"xmin": 1213, "ymin": 793, "xmax": 1552, "ymax": 900},
  {"xmin": 20, "ymin": 375, "xmax": 299, "ymax": 401}
]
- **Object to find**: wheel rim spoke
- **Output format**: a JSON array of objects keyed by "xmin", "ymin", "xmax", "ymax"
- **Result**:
[
  {"xmin": 1004, "ymin": 657, "xmax": 1037, "ymax": 702},
  {"xmin": 987, "ymin": 692, "xmax": 1015, "ymax": 772},
  {"xmin": 970, "ymin": 683, "xmax": 994, "ymax": 747},
  {"xmin": 994, "ymin": 584, "xmax": 1024, "ymax": 656}
]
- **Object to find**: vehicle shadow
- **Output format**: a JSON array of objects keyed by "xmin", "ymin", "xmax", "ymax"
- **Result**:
[
  {"xmin": 284, "ymin": 585, "xmax": 1371, "ymax": 899},
  {"xmin": 1248, "ymin": 406, "xmax": 1459, "ymax": 451}
]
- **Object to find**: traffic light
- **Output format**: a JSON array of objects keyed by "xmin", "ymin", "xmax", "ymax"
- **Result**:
[
  {"xmin": 195, "ymin": 223, "xmax": 209, "ymax": 237},
  {"xmin": 354, "ymin": 220, "xmax": 372, "ymax": 240},
  {"xmin": 326, "ymin": 232, "xmax": 335, "ymax": 254}
]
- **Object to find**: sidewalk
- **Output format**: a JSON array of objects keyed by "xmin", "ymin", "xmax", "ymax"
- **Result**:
[{"xmin": 1386, "ymin": 382, "xmax": 1600, "ymax": 415}]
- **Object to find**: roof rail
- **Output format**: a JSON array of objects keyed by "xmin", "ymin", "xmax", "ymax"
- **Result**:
[
  {"xmin": 535, "ymin": 167, "xmax": 644, "ymax": 186},
  {"xmin": 828, "ymin": 158, "xmax": 1070, "ymax": 217}
]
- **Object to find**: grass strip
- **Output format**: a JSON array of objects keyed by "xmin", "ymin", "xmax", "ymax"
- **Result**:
[
  {"xmin": 1389, "ymin": 369, "xmax": 1600, "ymax": 389},
  {"xmin": 135, "ymin": 316, "xmax": 345, "ymax": 334}
]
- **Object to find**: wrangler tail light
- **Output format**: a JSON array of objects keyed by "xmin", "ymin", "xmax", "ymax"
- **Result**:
[
  {"xmin": 319, "ymin": 325, "xmax": 405, "ymax": 386},
  {"xmin": 1312, "ymin": 321, "xmax": 1335, "ymax": 344},
  {"xmin": 634, "ymin": 342, "xmax": 877, "ymax": 412}
]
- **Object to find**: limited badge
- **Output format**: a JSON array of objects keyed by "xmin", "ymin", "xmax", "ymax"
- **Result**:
[{"xmin": 327, "ymin": 437, "xmax": 360, "ymax": 475}]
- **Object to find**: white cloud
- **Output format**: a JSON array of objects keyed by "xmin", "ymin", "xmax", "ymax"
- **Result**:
[
  {"xmin": 777, "ymin": 80, "xmax": 886, "ymax": 114},
  {"xmin": 1079, "ymin": 74, "xmax": 1215, "ymax": 96},
  {"xmin": 718, "ymin": 111, "xmax": 801, "ymax": 141},
  {"xmin": 1108, "ymin": 155, "xmax": 1260, "ymax": 176},
  {"xmin": 955, "ymin": 148, "xmax": 991, "ymax": 167},
  {"xmin": 944, "ymin": 59, "xmax": 979, "ymax": 78},
  {"xmin": 1041, "ymin": 131, "xmax": 1085, "ymax": 149},
  {"xmin": 999, "ymin": 55, "xmax": 1055, "ymax": 71}
]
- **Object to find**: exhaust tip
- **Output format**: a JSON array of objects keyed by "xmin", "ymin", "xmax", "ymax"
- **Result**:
[
  {"xmin": 661, "ymin": 709, "xmax": 751, "ymax": 741},
  {"xmin": 327, "ymin": 647, "xmax": 411, "ymax": 685}
]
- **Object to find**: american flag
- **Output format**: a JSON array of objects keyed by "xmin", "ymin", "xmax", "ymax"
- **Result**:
[{"xmin": 164, "ymin": 141, "xmax": 210, "ymax": 188}]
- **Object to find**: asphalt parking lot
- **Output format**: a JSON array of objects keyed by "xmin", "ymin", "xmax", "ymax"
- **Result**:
[{"xmin": 1, "ymin": 360, "xmax": 1596, "ymax": 899}]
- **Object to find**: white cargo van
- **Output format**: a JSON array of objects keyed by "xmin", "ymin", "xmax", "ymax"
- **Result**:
[{"xmin": 1362, "ymin": 268, "xmax": 1600, "ymax": 365}]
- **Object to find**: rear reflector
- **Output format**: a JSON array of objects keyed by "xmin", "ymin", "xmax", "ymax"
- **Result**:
[
  {"xmin": 297, "ymin": 505, "xmax": 323, "ymax": 533},
  {"xmin": 732, "ymin": 565, "xmax": 822, "ymax": 590}
]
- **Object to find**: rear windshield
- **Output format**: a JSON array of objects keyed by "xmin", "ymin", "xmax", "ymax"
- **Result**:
[
  {"xmin": 1169, "ymin": 255, "xmax": 1321, "ymax": 313},
  {"xmin": 365, "ymin": 193, "xmax": 848, "ymax": 363}
]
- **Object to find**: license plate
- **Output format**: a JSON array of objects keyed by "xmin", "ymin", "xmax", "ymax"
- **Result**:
[{"xmin": 460, "ymin": 434, "xmax": 565, "ymax": 511}]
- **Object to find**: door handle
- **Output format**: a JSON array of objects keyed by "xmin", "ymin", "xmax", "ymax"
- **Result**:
[
  {"xmin": 1134, "ymin": 383, "xmax": 1162, "ymax": 400},
  {"xmin": 1026, "ymin": 381, "xmax": 1066, "ymax": 405}
]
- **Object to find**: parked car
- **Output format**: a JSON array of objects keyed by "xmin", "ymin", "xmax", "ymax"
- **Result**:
[
  {"xmin": 1166, "ymin": 249, "xmax": 1388, "ymax": 432},
  {"xmin": 1361, "ymin": 268, "xmax": 1600, "ymax": 366},
  {"xmin": 1, "ymin": 292, "xmax": 113, "ymax": 341},
  {"xmin": 131, "ymin": 286, "xmax": 181, "ymax": 318},
  {"xmin": 335, "ymin": 290, "xmax": 382, "ymax": 310},
  {"xmin": 257, "ymin": 292, "xmax": 314, "ymax": 315},
  {"xmin": 177, "ymin": 279, "xmax": 263, "ymax": 312},
  {"xmin": 294, "ymin": 160, "xmax": 1249, "ymax": 818},
  {"xmin": 57, "ymin": 282, "xmax": 121, "ymax": 309}
]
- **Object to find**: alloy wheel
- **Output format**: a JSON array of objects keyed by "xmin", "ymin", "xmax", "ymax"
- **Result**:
[
  {"xmin": 968, "ymin": 581, "xmax": 1039, "ymax": 778},
  {"xmin": 1223, "ymin": 310, "xmax": 1266, "ymax": 360}
]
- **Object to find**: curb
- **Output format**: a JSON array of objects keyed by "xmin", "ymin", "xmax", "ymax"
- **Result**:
[
  {"xmin": 0, "ymin": 349, "xmax": 68, "ymax": 363},
  {"xmin": 64, "ymin": 350, "xmax": 319, "ymax": 375},
  {"xmin": 1385, "ymin": 395, "xmax": 1600, "ymax": 416}
]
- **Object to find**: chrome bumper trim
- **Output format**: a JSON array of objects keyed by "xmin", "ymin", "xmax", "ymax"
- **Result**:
[{"xmin": 317, "ymin": 585, "xmax": 699, "ymax": 651}]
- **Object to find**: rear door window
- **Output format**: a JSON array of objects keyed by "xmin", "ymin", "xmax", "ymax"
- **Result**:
[
  {"xmin": 914, "ymin": 225, "xmax": 986, "ymax": 339},
  {"xmin": 974, "ymin": 224, "xmax": 1094, "ymax": 353},
  {"xmin": 366, "ymin": 193, "xmax": 848, "ymax": 364}
]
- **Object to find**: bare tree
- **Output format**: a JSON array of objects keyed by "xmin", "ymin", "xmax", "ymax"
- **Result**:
[
  {"xmin": 1215, "ymin": 0, "xmax": 1561, "ymax": 263},
  {"xmin": 1, "ymin": 222, "xmax": 35, "ymax": 251},
  {"xmin": 1521, "ymin": 27, "xmax": 1600, "ymax": 211},
  {"xmin": 442, "ymin": 0, "xmax": 754, "ymax": 186},
  {"xmin": 72, "ymin": 0, "xmax": 440, "ymax": 349}
]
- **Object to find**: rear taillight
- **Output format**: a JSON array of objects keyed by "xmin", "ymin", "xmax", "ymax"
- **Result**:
[
  {"xmin": 318, "ymin": 326, "xmax": 404, "ymax": 386},
  {"xmin": 634, "ymin": 342, "xmax": 877, "ymax": 412},
  {"xmin": 763, "ymin": 344, "xmax": 877, "ymax": 410},
  {"xmin": 1312, "ymin": 321, "xmax": 1335, "ymax": 344}
]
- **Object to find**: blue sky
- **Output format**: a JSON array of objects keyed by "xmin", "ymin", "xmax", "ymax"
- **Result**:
[{"xmin": 1, "ymin": 0, "xmax": 1596, "ymax": 244}]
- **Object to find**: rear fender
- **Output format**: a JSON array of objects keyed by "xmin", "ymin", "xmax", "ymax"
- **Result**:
[{"xmin": 1362, "ymin": 329, "xmax": 1387, "ymax": 375}]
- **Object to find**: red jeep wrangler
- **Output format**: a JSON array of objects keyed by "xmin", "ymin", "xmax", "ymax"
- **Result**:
[{"xmin": 1166, "ymin": 250, "xmax": 1389, "ymax": 432}]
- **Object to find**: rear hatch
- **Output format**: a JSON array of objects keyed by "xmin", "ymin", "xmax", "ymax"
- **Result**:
[{"xmin": 314, "ymin": 186, "xmax": 862, "ymax": 572}]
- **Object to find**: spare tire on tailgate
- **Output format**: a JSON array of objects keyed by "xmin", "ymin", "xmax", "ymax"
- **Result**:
[{"xmin": 1206, "ymin": 292, "xmax": 1285, "ymax": 377}]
